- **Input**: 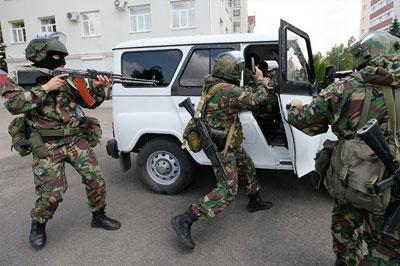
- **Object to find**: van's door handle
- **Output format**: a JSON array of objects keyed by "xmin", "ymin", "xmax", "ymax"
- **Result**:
[{"xmin": 179, "ymin": 102, "xmax": 194, "ymax": 108}]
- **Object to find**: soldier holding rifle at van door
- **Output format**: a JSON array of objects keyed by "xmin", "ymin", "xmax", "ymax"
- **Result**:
[
  {"xmin": 287, "ymin": 32, "xmax": 400, "ymax": 265},
  {"xmin": 171, "ymin": 51, "xmax": 277, "ymax": 249},
  {"xmin": 1, "ymin": 32, "xmax": 121, "ymax": 249}
]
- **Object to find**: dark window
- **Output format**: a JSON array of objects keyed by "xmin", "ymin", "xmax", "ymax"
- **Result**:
[
  {"xmin": 121, "ymin": 49, "xmax": 182, "ymax": 87},
  {"xmin": 179, "ymin": 48, "xmax": 232, "ymax": 87}
]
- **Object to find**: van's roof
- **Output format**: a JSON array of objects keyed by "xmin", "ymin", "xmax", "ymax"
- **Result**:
[{"xmin": 113, "ymin": 33, "xmax": 278, "ymax": 50}]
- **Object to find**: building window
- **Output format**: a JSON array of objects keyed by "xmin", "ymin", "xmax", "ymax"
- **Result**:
[
  {"xmin": 130, "ymin": 5, "xmax": 151, "ymax": 32},
  {"xmin": 233, "ymin": 22, "xmax": 240, "ymax": 32},
  {"xmin": 233, "ymin": 9, "xmax": 240, "ymax": 17},
  {"xmin": 10, "ymin": 21, "xmax": 26, "ymax": 43},
  {"xmin": 40, "ymin": 17, "xmax": 56, "ymax": 32},
  {"xmin": 81, "ymin": 11, "xmax": 101, "ymax": 37},
  {"xmin": 233, "ymin": 0, "xmax": 240, "ymax": 7},
  {"xmin": 171, "ymin": 0, "xmax": 195, "ymax": 29}
]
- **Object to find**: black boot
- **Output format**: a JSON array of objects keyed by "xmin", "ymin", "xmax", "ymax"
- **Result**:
[
  {"xmin": 171, "ymin": 208, "xmax": 198, "ymax": 249},
  {"xmin": 247, "ymin": 192, "xmax": 273, "ymax": 212},
  {"xmin": 91, "ymin": 208, "xmax": 121, "ymax": 230},
  {"xmin": 29, "ymin": 220, "xmax": 47, "ymax": 249},
  {"xmin": 334, "ymin": 259, "xmax": 347, "ymax": 266}
]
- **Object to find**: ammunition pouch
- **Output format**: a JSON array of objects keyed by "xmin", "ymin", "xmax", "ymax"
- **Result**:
[
  {"xmin": 29, "ymin": 130, "xmax": 49, "ymax": 158},
  {"xmin": 82, "ymin": 116, "xmax": 102, "ymax": 147},
  {"xmin": 324, "ymin": 139, "xmax": 392, "ymax": 214},
  {"xmin": 314, "ymin": 139, "xmax": 337, "ymax": 179},
  {"xmin": 183, "ymin": 118, "xmax": 202, "ymax": 153},
  {"xmin": 8, "ymin": 116, "xmax": 31, "ymax": 157}
]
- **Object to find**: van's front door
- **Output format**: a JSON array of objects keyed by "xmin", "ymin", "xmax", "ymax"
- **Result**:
[{"xmin": 278, "ymin": 19, "xmax": 320, "ymax": 177}]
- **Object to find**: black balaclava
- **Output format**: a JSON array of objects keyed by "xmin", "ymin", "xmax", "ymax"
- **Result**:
[{"xmin": 34, "ymin": 52, "xmax": 66, "ymax": 70}]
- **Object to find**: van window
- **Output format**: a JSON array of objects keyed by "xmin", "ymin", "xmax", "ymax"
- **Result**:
[
  {"xmin": 286, "ymin": 31, "xmax": 309, "ymax": 83},
  {"xmin": 179, "ymin": 48, "xmax": 233, "ymax": 87},
  {"xmin": 121, "ymin": 49, "xmax": 182, "ymax": 87}
]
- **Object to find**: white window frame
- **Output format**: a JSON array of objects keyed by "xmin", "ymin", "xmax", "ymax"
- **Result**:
[
  {"xmin": 233, "ymin": 9, "xmax": 240, "ymax": 17},
  {"xmin": 233, "ymin": 21, "xmax": 240, "ymax": 32},
  {"xmin": 40, "ymin": 17, "xmax": 56, "ymax": 32},
  {"xmin": 129, "ymin": 5, "xmax": 152, "ymax": 33},
  {"xmin": 10, "ymin": 20, "xmax": 26, "ymax": 43},
  {"xmin": 81, "ymin": 11, "xmax": 101, "ymax": 37},
  {"xmin": 171, "ymin": 0, "xmax": 195, "ymax": 29}
]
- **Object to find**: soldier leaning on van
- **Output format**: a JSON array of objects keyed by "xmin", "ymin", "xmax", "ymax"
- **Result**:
[
  {"xmin": 171, "ymin": 51, "xmax": 277, "ymax": 249},
  {"xmin": 1, "ymin": 32, "xmax": 121, "ymax": 249},
  {"xmin": 287, "ymin": 32, "xmax": 400, "ymax": 265}
]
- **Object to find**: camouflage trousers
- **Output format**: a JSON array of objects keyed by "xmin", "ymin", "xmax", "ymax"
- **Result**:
[
  {"xmin": 31, "ymin": 136, "xmax": 106, "ymax": 223},
  {"xmin": 191, "ymin": 148, "xmax": 260, "ymax": 220},
  {"xmin": 332, "ymin": 199, "xmax": 400, "ymax": 265}
]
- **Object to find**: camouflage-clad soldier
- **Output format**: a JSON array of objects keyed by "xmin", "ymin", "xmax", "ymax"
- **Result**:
[
  {"xmin": 287, "ymin": 32, "xmax": 400, "ymax": 265},
  {"xmin": 171, "ymin": 51, "xmax": 275, "ymax": 249},
  {"xmin": 1, "ymin": 32, "xmax": 121, "ymax": 249}
]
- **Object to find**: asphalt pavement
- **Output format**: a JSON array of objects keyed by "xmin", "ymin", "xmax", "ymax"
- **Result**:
[{"xmin": 0, "ymin": 102, "xmax": 335, "ymax": 266}]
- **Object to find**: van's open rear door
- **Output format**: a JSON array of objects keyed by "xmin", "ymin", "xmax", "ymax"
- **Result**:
[{"xmin": 278, "ymin": 19, "xmax": 320, "ymax": 177}]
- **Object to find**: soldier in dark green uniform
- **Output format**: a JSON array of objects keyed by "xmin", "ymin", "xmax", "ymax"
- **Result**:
[
  {"xmin": 171, "ymin": 51, "xmax": 276, "ymax": 249},
  {"xmin": 1, "ymin": 32, "xmax": 121, "ymax": 249},
  {"xmin": 287, "ymin": 32, "xmax": 400, "ymax": 265}
]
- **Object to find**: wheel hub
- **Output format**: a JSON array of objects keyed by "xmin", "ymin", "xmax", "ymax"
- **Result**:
[
  {"xmin": 155, "ymin": 159, "xmax": 171, "ymax": 175},
  {"xmin": 146, "ymin": 151, "xmax": 181, "ymax": 185}
]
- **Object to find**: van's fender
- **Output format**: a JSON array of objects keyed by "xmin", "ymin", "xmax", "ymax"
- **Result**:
[{"xmin": 114, "ymin": 112, "xmax": 210, "ymax": 165}]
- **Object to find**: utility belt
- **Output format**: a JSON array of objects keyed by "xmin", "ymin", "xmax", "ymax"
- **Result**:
[
  {"xmin": 8, "ymin": 115, "xmax": 102, "ymax": 158},
  {"xmin": 38, "ymin": 127, "xmax": 82, "ymax": 137},
  {"xmin": 38, "ymin": 127, "xmax": 81, "ymax": 141}
]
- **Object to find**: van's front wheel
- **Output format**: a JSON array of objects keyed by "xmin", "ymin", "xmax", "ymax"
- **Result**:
[{"xmin": 137, "ymin": 137, "xmax": 193, "ymax": 194}]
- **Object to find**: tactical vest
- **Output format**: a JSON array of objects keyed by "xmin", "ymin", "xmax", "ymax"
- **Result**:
[
  {"xmin": 322, "ymin": 85, "xmax": 400, "ymax": 214},
  {"xmin": 183, "ymin": 83, "xmax": 241, "ymax": 156}
]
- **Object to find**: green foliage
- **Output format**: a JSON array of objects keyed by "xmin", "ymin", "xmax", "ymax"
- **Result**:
[
  {"xmin": 313, "ymin": 52, "xmax": 328, "ymax": 82},
  {"xmin": 389, "ymin": 18, "xmax": 400, "ymax": 38},
  {"xmin": 313, "ymin": 36, "xmax": 354, "ymax": 84},
  {"xmin": 325, "ymin": 43, "xmax": 353, "ymax": 71}
]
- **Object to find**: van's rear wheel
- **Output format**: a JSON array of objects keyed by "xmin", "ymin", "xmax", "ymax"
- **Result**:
[{"xmin": 137, "ymin": 137, "xmax": 193, "ymax": 194}]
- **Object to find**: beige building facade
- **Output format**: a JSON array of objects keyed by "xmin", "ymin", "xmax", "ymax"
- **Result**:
[
  {"xmin": 0, "ymin": 0, "xmax": 248, "ymax": 71},
  {"xmin": 359, "ymin": 0, "xmax": 400, "ymax": 37}
]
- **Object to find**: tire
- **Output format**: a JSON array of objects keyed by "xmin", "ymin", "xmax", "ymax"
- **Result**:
[{"xmin": 136, "ymin": 137, "xmax": 193, "ymax": 194}]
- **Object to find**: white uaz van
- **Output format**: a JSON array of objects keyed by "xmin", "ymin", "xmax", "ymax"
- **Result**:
[{"xmin": 106, "ymin": 20, "xmax": 334, "ymax": 194}]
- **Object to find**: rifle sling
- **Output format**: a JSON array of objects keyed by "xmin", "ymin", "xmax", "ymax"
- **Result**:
[
  {"xmin": 381, "ymin": 85, "xmax": 400, "ymax": 160},
  {"xmin": 359, "ymin": 86, "xmax": 373, "ymax": 128}
]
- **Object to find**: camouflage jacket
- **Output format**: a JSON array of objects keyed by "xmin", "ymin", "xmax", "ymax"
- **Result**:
[
  {"xmin": 1, "ymin": 66, "xmax": 105, "ymax": 130},
  {"xmin": 288, "ymin": 55, "xmax": 400, "ymax": 139},
  {"xmin": 202, "ymin": 75, "xmax": 277, "ymax": 132}
]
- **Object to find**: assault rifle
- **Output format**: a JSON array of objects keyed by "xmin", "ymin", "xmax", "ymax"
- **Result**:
[
  {"xmin": 15, "ymin": 68, "xmax": 158, "ymax": 107},
  {"xmin": 357, "ymin": 119, "xmax": 400, "ymax": 234},
  {"xmin": 179, "ymin": 97, "xmax": 232, "ymax": 194}
]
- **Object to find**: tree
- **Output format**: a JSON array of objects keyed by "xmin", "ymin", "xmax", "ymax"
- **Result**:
[
  {"xmin": 324, "ymin": 37, "xmax": 354, "ymax": 72},
  {"xmin": 313, "ymin": 52, "xmax": 328, "ymax": 82},
  {"xmin": 389, "ymin": 18, "xmax": 400, "ymax": 38}
]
